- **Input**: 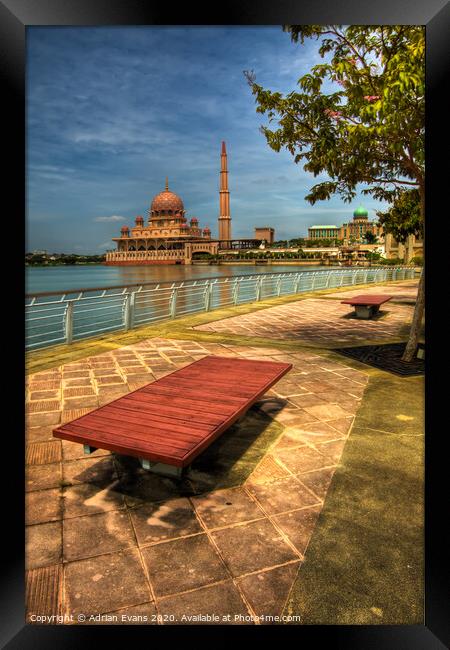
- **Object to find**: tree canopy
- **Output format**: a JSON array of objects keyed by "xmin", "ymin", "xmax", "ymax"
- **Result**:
[
  {"xmin": 244, "ymin": 25, "xmax": 424, "ymax": 208},
  {"xmin": 244, "ymin": 25, "xmax": 425, "ymax": 362},
  {"xmin": 376, "ymin": 189, "xmax": 422, "ymax": 244}
]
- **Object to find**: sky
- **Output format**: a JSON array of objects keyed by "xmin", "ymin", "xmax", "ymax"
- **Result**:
[{"xmin": 26, "ymin": 26, "xmax": 389, "ymax": 254}]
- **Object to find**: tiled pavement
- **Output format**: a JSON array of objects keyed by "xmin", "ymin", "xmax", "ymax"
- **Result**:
[
  {"xmin": 25, "ymin": 338, "xmax": 369, "ymax": 625},
  {"xmin": 194, "ymin": 280, "xmax": 418, "ymax": 346},
  {"xmin": 25, "ymin": 279, "xmax": 417, "ymax": 625}
]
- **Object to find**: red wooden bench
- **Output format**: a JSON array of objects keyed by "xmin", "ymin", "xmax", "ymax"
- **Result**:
[
  {"xmin": 53, "ymin": 355, "xmax": 292, "ymax": 479},
  {"xmin": 341, "ymin": 294, "xmax": 393, "ymax": 319}
]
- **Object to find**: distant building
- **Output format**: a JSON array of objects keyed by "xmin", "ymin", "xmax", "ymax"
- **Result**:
[
  {"xmin": 308, "ymin": 225, "xmax": 339, "ymax": 240},
  {"xmin": 339, "ymin": 205, "xmax": 383, "ymax": 243},
  {"xmin": 308, "ymin": 206, "xmax": 383, "ymax": 243},
  {"xmin": 106, "ymin": 142, "xmax": 236, "ymax": 265},
  {"xmin": 254, "ymin": 227, "xmax": 275, "ymax": 244},
  {"xmin": 384, "ymin": 233, "xmax": 423, "ymax": 261},
  {"xmin": 105, "ymin": 177, "xmax": 218, "ymax": 265}
]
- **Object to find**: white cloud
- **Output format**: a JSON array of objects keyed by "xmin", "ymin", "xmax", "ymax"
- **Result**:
[{"xmin": 94, "ymin": 215, "xmax": 125, "ymax": 222}]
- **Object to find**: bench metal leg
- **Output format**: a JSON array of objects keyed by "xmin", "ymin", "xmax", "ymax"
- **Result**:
[
  {"xmin": 139, "ymin": 458, "xmax": 184, "ymax": 479},
  {"xmin": 354, "ymin": 305, "xmax": 376, "ymax": 319},
  {"xmin": 83, "ymin": 444, "xmax": 98, "ymax": 455}
]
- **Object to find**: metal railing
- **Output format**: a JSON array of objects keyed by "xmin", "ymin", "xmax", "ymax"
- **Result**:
[{"xmin": 25, "ymin": 266, "xmax": 416, "ymax": 350}]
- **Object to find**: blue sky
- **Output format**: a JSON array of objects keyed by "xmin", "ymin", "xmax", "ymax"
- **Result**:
[{"xmin": 26, "ymin": 26, "xmax": 388, "ymax": 254}]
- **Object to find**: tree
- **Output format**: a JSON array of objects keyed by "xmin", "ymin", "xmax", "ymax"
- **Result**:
[
  {"xmin": 244, "ymin": 25, "xmax": 424, "ymax": 361},
  {"xmin": 364, "ymin": 231, "xmax": 378, "ymax": 244},
  {"xmin": 376, "ymin": 188, "xmax": 422, "ymax": 244}
]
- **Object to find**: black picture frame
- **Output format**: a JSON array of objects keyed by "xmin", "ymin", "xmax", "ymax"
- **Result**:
[{"xmin": 2, "ymin": 1, "xmax": 448, "ymax": 647}]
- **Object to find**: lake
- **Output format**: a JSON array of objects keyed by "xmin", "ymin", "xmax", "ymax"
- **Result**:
[{"xmin": 25, "ymin": 263, "xmax": 333, "ymax": 295}]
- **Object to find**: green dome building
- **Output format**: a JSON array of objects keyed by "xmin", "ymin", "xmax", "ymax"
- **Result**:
[{"xmin": 353, "ymin": 205, "xmax": 369, "ymax": 219}]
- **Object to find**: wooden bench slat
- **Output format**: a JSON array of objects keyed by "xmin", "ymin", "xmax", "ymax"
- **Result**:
[
  {"xmin": 102, "ymin": 405, "xmax": 213, "ymax": 435},
  {"xmin": 139, "ymin": 384, "xmax": 248, "ymax": 407},
  {"xmin": 62, "ymin": 424, "xmax": 188, "ymax": 461},
  {"xmin": 63, "ymin": 420, "xmax": 196, "ymax": 452},
  {"xmin": 151, "ymin": 376, "xmax": 269, "ymax": 398},
  {"xmin": 73, "ymin": 410, "xmax": 205, "ymax": 443},
  {"xmin": 118, "ymin": 396, "xmax": 226, "ymax": 424}
]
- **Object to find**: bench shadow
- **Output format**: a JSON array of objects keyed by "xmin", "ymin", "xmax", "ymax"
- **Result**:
[
  {"xmin": 111, "ymin": 398, "xmax": 287, "ymax": 499},
  {"xmin": 341, "ymin": 310, "xmax": 389, "ymax": 321}
]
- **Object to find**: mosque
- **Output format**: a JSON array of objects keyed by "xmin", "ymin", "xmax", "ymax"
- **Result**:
[{"xmin": 105, "ymin": 141, "xmax": 255, "ymax": 265}]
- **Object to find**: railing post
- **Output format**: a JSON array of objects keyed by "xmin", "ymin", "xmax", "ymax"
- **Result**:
[
  {"xmin": 123, "ymin": 293, "xmax": 131, "ymax": 331},
  {"xmin": 352, "ymin": 270, "xmax": 357, "ymax": 284},
  {"xmin": 293, "ymin": 274, "xmax": 300, "ymax": 293},
  {"xmin": 204, "ymin": 281, "xmax": 212, "ymax": 311},
  {"xmin": 276, "ymin": 277, "xmax": 282, "ymax": 296},
  {"xmin": 233, "ymin": 279, "xmax": 240, "ymax": 305},
  {"xmin": 170, "ymin": 287, "xmax": 178, "ymax": 318},
  {"xmin": 340, "ymin": 272, "xmax": 344, "ymax": 286},
  {"xmin": 256, "ymin": 277, "xmax": 262, "ymax": 301},
  {"xmin": 311, "ymin": 273, "xmax": 316, "ymax": 291},
  {"xmin": 364, "ymin": 270, "xmax": 369, "ymax": 284},
  {"xmin": 325, "ymin": 271, "xmax": 331, "ymax": 288},
  {"xmin": 65, "ymin": 300, "xmax": 74, "ymax": 344},
  {"xmin": 129, "ymin": 291, "xmax": 136, "ymax": 330}
]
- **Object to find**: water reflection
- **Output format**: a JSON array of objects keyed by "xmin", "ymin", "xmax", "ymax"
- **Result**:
[{"xmin": 26, "ymin": 264, "xmax": 331, "ymax": 295}]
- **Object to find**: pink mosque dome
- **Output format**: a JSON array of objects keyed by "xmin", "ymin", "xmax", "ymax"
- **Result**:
[{"xmin": 151, "ymin": 178, "xmax": 184, "ymax": 213}]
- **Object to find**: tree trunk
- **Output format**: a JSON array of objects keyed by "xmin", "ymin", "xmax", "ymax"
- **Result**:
[
  {"xmin": 401, "ymin": 183, "xmax": 425, "ymax": 362},
  {"xmin": 402, "ymin": 265, "xmax": 424, "ymax": 361}
]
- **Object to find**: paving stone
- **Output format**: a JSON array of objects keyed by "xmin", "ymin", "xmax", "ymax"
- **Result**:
[
  {"xmin": 246, "ymin": 476, "xmax": 320, "ymax": 514},
  {"xmin": 116, "ymin": 467, "xmax": 181, "ymax": 507},
  {"xmin": 141, "ymin": 534, "xmax": 227, "ymax": 597},
  {"xmin": 272, "ymin": 429, "xmax": 309, "ymax": 450},
  {"xmin": 62, "ymin": 481, "xmax": 125, "ymax": 519},
  {"xmin": 28, "ymin": 381, "xmax": 61, "ymax": 391},
  {"xmin": 277, "ymin": 422, "xmax": 346, "ymax": 447},
  {"xmin": 192, "ymin": 487, "xmax": 264, "ymax": 529},
  {"xmin": 61, "ymin": 439, "xmax": 110, "ymax": 461},
  {"xmin": 246, "ymin": 456, "xmax": 290, "ymax": 485},
  {"xmin": 313, "ymin": 439, "xmax": 347, "ymax": 464},
  {"xmin": 26, "ymin": 411, "xmax": 61, "ymax": 427},
  {"xmin": 63, "ymin": 378, "xmax": 94, "ymax": 387},
  {"xmin": 274, "ymin": 446, "xmax": 336, "ymax": 475},
  {"xmin": 26, "ymin": 441, "xmax": 61, "ymax": 465},
  {"xmin": 26, "ymin": 463, "xmax": 62, "ymax": 491},
  {"xmin": 273, "ymin": 506, "xmax": 322, "ymax": 555},
  {"xmin": 26, "ymin": 488, "xmax": 63, "ymax": 525},
  {"xmin": 29, "ymin": 390, "xmax": 60, "ymax": 401},
  {"xmin": 237, "ymin": 562, "xmax": 301, "ymax": 620},
  {"xmin": 63, "ymin": 510, "xmax": 136, "ymax": 561},
  {"xmin": 62, "ymin": 370, "xmax": 91, "ymax": 378},
  {"xmin": 287, "ymin": 394, "xmax": 329, "ymax": 408},
  {"xmin": 61, "ymin": 408, "xmax": 95, "ymax": 423},
  {"xmin": 130, "ymin": 497, "xmax": 202, "ymax": 545},
  {"xmin": 326, "ymin": 416, "xmax": 354, "ymax": 435},
  {"xmin": 26, "ymin": 521, "xmax": 62, "ymax": 569},
  {"xmin": 65, "ymin": 548, "xmax": 151, "ymax": 616},
  {"xmin": 63, "ymin": 387, "xmax": 96, "ymax": 398},
  {"xmin": 296, "ymin": 468, "xmax": 337, "ymax": 500},
  {"xmin": 92, "ymin": 368, "xmax": 120, "ymax": 377},
  {"xmin": 26, "ymin": 564, "xmax": 63, "ymax": 621},
  {"xmin": 63, "ymin": 457, "xmax": 118, "ymax": 486},
  {"xmin": 302, "ymin": 403, "xmax": 352, "ymax": 421},
  {"xmin": 26, "ymin": 426, "xmax": 56, "ymax": 443},
  {"xmin": 158, "ymin": 581, "xmax": 250, "ymax": 624},
  {"xmin": 81, "ymin": 602, "xmax": 158, "ymax": 625},
  {"xmin": 63, "ymin": 396, "xmax": 99, "ymax": 410},
  {"xmin": 211, "ymin": 519, "xmax": 298, "ymax": 577}
]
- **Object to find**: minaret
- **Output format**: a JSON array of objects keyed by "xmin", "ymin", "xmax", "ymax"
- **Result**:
[{"xmin": 218, "ymin": 141, "xmax": 232, "ymax": 241}]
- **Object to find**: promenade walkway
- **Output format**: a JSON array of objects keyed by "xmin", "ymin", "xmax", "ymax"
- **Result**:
[{"xmin": 25, "ymin": 278, "xmax": 423, "ymax": 625}]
